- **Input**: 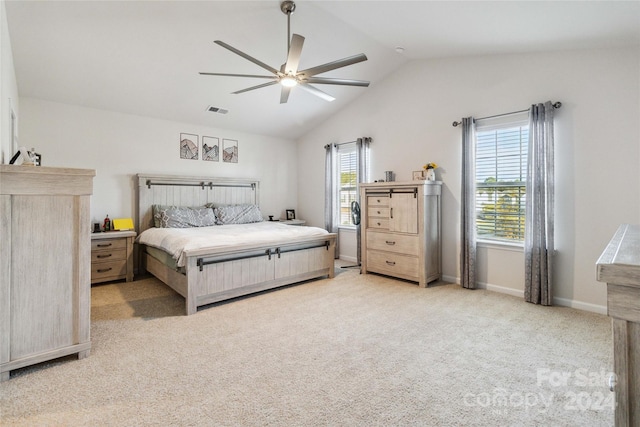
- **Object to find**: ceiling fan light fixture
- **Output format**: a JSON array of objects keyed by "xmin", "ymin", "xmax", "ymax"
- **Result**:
[{"xmin": 280, "ymin": 76, "xmax": 298, "ymax": 87}]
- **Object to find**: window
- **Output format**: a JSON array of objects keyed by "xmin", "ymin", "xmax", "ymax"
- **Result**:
[
  {"xmin": 475, "ymin": 113, "xmax": 529, "ymax": 243},
  {"xmin": 337, "ymin": 144, "xmax": 357, "ymax": 226}
]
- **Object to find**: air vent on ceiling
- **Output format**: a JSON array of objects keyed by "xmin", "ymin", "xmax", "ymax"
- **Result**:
[{"xmin": 206, "ymin": 106, "xmax": 228, "ymax": 114}]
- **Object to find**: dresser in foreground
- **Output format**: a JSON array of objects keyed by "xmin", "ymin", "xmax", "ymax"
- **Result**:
[
  {"xmin": 596, "ymin": 224, "xmax": 640, "ymax": 426},
  {"xmin": 0, "ymin": 165, "xmax": 95, "ymax": 381}
]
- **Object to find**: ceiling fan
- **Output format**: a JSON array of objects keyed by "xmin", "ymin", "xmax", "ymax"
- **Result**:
[{"xmin": 200, "ymin": 0, "xmax": 370, "ymax": 104}]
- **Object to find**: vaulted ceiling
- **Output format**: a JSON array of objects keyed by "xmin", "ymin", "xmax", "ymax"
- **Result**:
[{"xmin": 6, "ymin": 1, "xmax": 640, "ymax": 139}]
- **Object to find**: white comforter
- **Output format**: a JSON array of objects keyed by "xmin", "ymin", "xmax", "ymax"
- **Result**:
[{"xmin": 137, "ymin": 222, "xmax": 329, "ymax": 267}]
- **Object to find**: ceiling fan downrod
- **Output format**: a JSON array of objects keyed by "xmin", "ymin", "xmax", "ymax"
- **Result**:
[{"xmin": 280, "ymin": 1, "xmax": 296, "ymax": 54}]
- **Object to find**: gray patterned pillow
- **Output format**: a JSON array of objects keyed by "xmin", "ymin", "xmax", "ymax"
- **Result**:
[
  {"xmin": 155, "ymin": 206, "xmax": 216, "ymax": 228},
  {"xmin": 214, "ymin": 204, "xmax": 264, "ymax": 225}
]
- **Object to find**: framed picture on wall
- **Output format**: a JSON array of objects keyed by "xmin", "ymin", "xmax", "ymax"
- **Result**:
[
  {"xmin": 180, "ymin": 133, "xmax": 199, "ymax": 160},
  {"xmin": 222, "ymin": 139, "xmax": 238, "ymax": 163},
  {"xmin": 202, "ymin": 136, "xmax": 219, "ymax": 161}
]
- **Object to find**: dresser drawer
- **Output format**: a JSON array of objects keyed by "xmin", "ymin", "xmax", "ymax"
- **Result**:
[
  {"xmin": 91, "ymin": 259, "xmax": 127, "ymax": 282},
  {"xmin": 91, "ymin": 248, "xmax": 126, "ymax": 263},
  {"xmin": 366, "ymin": 231, "xmax": 418, "ymax": 256},
  {"xmin": 367, "ymin": 250, "xmax": 419, "ymax": 281},
  {"xmin": 368, "ymin": 206, "xmax": 389, "ymax": 218},
  {"xmin": 91, "ymin": 238, "xmax": 127, "ymax": 251},
  {"xmin": 367, "ymin": 195, "xmax": 389, "ymax": 207},
  {"xmin": 368, "ymin": 218, "xmax": 389, "ymax": 230}
]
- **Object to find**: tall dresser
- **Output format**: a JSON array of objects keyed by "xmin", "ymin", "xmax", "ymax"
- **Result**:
[
  {"xmin": 360, "ymin": 181, "xmax": 442, "ymax": 287},
  {"xmin": 1, "ymin": 165, "xmax": 95, "ymax": 381},
  {"xmin": 596, "ymin": 224, "xmax": 640, "ymax": 426}
]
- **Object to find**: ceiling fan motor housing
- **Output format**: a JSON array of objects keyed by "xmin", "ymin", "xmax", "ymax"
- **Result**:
[{"xmin": 280, "ymin": 1, "xmax": 296, "ymax": 15}]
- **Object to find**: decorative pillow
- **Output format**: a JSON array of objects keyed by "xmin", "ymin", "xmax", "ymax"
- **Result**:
[
  {"xmin": 154, "ymin": 206, "xmax": 216, "ymax": 228},
  {"xmin": 214, "ymin": 204, "xmax": 264, "ymax": 225},
  {"xmin": 153, "ymin": 205, "xmax": 175, "ymax": 227}
]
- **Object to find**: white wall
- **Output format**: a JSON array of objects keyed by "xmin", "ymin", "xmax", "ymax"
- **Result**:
[
  {"xmin": 0, "ymin": 0, "xmax": 18, "ymax": 164},
  {"xmin": 297, "ymin": 46, "xmax": 640, "ymax": 312},
  {"xmin": 18, "ymin": 98, "xmax": 299, "ymax": 226}
]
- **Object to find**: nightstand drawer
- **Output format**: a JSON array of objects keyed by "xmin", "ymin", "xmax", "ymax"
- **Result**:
[
  {"xmin": 91, "ymin": 238, "xmax": 127, "ymax": 251},
  {"xmin": 91, "ymin": 248, "xmax": 126, "ymax": 263},
  {"xmin": 367, "ymin": 250, "xmax": 419, "ymax": 281},
  {"xmin": 91, "ymin": 260, "xmax": 127, "ymax": 282},
  {"xmin": 367, "ymin": 231, "xmax": 418, "ymax": 256}
]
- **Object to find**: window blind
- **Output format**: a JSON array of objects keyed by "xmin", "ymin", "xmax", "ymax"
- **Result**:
[
  {"xmin": 337, "ymin": 144, "xmax": 357, "ymax": 226},
  {"xmin": 475, "ymin": 112, "xmax": 529, "ymax": 242}
]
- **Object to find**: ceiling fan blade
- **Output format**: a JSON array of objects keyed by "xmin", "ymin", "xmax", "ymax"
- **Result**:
[
  {"xmin": 305, "ymin": 77, "xmax": 370, "ymax": 87},
  {"xmin": 297, "ymin": 82, "xmax": 335, "ymax": 102},
  {"xmin": 280, "ymin": 86, "xmax": 292, "ymax": 104},
  {"xmin": 214, "ymin": 40, "xmax": 280, "ymax": 75},
  {"xmin": 200, "ymin": 72, "xmax": 277, "ymax": 79},
  {"xmin": 283, "ymin": 34, "xmax": 305, "ymax": 75},
  {"xmin": 232, "ymin": 81, "xmax": 279, "ymax": 95},
  {"xmin": 298, "ymin": 53, "xmax": 368, "ymax": 77}
]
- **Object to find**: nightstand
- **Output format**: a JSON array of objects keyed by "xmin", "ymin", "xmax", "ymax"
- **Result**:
[
  {"xmin": 280, "ymin": 219, "xmax": 306, "ymax": 226},
  {"xmin": 91, "ymin": 230, "xmax": 136, "ymax": 284}
]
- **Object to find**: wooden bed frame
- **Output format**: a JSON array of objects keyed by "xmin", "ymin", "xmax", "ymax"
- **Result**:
[{"xmin": 136, "ymin": 174, "xmax": 336, "ymax": 315}]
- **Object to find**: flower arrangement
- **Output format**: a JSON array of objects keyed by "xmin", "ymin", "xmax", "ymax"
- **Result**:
[{"xmin": 423, "ymin": 162, "xmax": 438, "ymax": 170}]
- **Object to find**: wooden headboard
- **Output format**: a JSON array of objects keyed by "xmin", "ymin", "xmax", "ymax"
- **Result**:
[{"xmin": 136, "ymin": 174, "xmax": 260, "ymax": 234}]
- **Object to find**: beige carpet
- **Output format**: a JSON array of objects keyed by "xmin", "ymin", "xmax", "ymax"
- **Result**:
[{"xmin": 1, "ymin": 265, "xmax": 614, "ymax": 426}]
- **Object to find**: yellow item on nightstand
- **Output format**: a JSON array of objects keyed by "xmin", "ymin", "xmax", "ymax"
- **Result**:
[{"xmin": 112, "ymin": 218, "xmax": 134, "ymax": 231}]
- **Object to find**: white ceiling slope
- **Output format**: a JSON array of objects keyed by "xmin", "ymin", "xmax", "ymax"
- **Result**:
[{"xmin": 6, "ymin": 1, "xmax": 640, "ymax": 140}]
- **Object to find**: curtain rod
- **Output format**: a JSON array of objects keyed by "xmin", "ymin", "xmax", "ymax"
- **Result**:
[
  {"xmin": 452, "ymin": 101, "xmax": 562, "ymax": 127},
  {"xmin": 324, "ymin": 140, "xmax": 357, "ymax": 149}
]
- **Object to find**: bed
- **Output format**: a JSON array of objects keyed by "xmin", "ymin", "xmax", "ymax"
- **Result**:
[{"xmin": 136, "ymin": 174, "xmax": 336, "ymax": 315}]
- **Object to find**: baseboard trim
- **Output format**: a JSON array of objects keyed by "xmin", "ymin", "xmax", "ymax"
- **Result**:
[
  {"xmin": 339, "ymin": 255, "xmax": 357, "ymax": 263},
  {"xmin": 553, "ymin": 297, "xmax": 607, "ymax": 315},
  {"xmin": 440, "ymin": 275, "xmax": 607, "ymax": 315}
]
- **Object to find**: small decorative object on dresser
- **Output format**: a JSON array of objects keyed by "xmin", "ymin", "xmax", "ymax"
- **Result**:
[
  {"xmin": 286, "ymin": 209, "xmax": 296, "ymax": 220},
  {"xmin": 412, "ymin": 170, "xmax": 425, "ymax": 180},
  {"xmin": 423, "ymin": 162, "xmax": 438, "ymax": 181}
]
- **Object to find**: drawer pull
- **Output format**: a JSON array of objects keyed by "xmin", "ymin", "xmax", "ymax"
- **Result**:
[
  {"xmin": 385, "ymin": 240, "xmax": 396, "ymax": 245},
  {"xmin": 97, "ymin": 243, "xmax": 112, "ymax": 248},
  {"xmin": 97, "ymin": 267, "xmax": 113, "ymax": 273},
  {"xmin": 390, "ymin": 208, "xmax": 393, "ymax": 219},
  {"xmin": 97, "ymin": 254, "xmax": 112, "ymax": 259},
  {"xmin": 377, "ymin": 210, "xmax": 381, "ymax": 214},
  {"xmin": 609, "ymin": 374, "xmax": 617, "ymax": 392},
  {"xmin": 385, "ymin": 261, "xmax": 396, "ymax": 266},
  {"xmin": 377, "ymin": 222, "xmax": 381, "ymax": 226}
]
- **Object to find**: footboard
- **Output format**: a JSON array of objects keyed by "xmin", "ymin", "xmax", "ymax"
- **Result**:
[{"xmin": 181, "ymin": 235, "xmax": 336, "ymax": 314}]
